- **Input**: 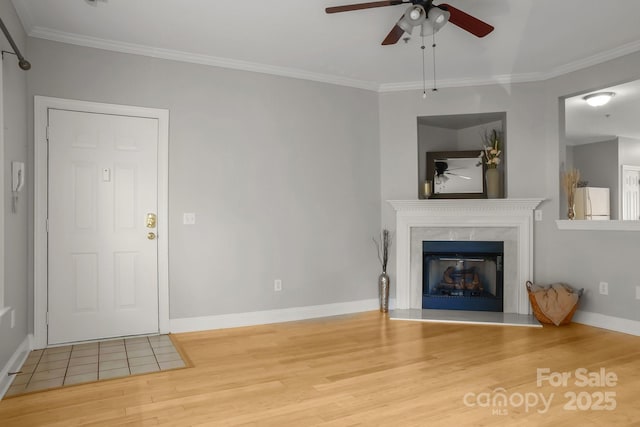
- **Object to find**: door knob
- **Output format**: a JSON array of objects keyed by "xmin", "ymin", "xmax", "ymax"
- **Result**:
[
  {"xmin": 146, "ymin": 213, "xmax": 157, "ymax": 228},
  {"xmin": 147, "ymin": 232, "xmax": 156, "ymax": 240}
]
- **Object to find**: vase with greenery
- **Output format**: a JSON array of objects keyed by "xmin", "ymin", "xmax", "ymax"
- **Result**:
[
  {"xmin": 479, "ymin": 129, "xmax": 502, "ymax": 198},
  {"xmin": 373, "ymin": 229, "xmax": 392, "ymax": 313}
]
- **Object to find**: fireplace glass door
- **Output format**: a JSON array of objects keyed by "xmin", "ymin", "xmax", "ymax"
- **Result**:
[{"xmin": 422, "ymin": 241, "xmax": 504, "ymax": 312}]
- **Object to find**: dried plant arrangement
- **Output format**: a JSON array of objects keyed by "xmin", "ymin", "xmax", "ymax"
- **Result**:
[
  {"xmin": 479, "ymin": 129, "xmax": 503, "ymax": 169},
  {"xmin": 373, "ymin": 229, "xmax": 392, "ymax": 273},
  {"xmin": 562, "ymin": 168, "xmax": 580, "ymax": 219}
]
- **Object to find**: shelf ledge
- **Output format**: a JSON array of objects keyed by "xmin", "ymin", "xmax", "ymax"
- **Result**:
[{"xmin": 555, "ymin": 220, "xmax": 640, "ymax": 231}]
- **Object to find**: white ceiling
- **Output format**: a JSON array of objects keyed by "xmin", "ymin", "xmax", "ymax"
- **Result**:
[
  {"xmin": 11, "ymin": 0, "xmax": 640, "ymax": 91},
  {"xmin": 565, "ymin": 79, "xmax": 640, "ymax": 144}
]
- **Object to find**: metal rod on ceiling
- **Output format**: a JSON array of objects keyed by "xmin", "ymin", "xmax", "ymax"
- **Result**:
[{"xmin": 0, "ymin": 17, "xmax": 31, "ymax": 70}]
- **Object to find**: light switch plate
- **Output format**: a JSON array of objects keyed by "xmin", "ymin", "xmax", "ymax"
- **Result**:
[{"xmin": 183, "ymin": 213, "xmax": 196, "ymax": 225}]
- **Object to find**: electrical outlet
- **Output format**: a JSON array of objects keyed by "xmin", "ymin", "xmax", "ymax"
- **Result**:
[
  {"xmin": 599, "ymin": 281, "xmax": 609, "ymax": 295},
  {"xmin": 535, "ymin": 210, "xmax": 543, "ymax": 221},
  {"xmin": 274, "ymin": 279, "xmax": 282, "ymax": 292},
  {"xmin": 636, "ymin": 286, "xmax": 640, "ymax": 300}
]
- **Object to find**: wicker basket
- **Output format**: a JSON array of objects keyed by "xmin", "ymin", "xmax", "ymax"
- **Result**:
[{"xmin": 526, "ymin": 281, "xmax": 582, "ymax": 326}]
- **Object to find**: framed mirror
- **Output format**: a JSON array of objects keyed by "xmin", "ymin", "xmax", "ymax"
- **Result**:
[{"xmin": 426, "ymin": 150, "xmax": 487, "ymax": 199}]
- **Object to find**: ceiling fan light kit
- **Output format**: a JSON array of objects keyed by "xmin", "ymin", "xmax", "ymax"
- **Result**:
[
  {"xmin": 428, "ymin": 7, "xmax": 449, "ymax": 27},
  {"xmin": 398, "ymin": 5, "xmax": 426, "ymax": 35},
  {"xmin": 421, "ymin": 7, "xmax": 450, "ymax": 36},
  {"xmin": 326, "ymin": 0, "xmax": 494, "ymax": 97},
  {"xmin": 409, "ymin": 5, "xmax": 425, "ymax": 20},
  {"xmin": 583, "ymin": 92, "xmax": 615, "ymax": 107},
  {"xmin": 325, "ymin": 0, "xmax": 494, "ymax": 45}
]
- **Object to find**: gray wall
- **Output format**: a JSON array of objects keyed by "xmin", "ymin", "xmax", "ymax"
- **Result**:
[
  {"xmin": 457, "ymin": 121, "xmax": 503, "ymax": 150},
  {"xmin": 544, "ymin": 53, "xmax": 640, "ymax": 320},
  {"xmin": 26, "ymin": 38, "xmax": 381, "ymax": 320},
  {"xmin": 3, "ymin": 16, "xmax": 638, "ymax": 363},
  {"xmin": 572, "ymin": 139, "xmax": 619, "ymax": 219},
  {"xmin": 619, "ymin": 137, "xmax": 640, "ymax": 165},
  {"xmin": 0, "ymin": 1, "xmax": 29, "ymax": 370},
  {"xmin": 380, "ymin": 52, "xmax": 640, "ymax": 323}
]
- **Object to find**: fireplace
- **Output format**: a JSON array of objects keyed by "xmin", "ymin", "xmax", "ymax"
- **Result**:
[
  {"xmin": 422, "ymin": 241, "xmax": 504, "ymax": 312},
  {"xmin": 388, "ymin": 199, "xmax": 543, "ymax": 315}
]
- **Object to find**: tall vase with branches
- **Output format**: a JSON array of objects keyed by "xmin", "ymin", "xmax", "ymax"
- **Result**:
[
  {"xmin": 562, "ymin": 168, "xmax": 580, "ymax": 219},
  {"xmin": 373, "ymin": 230, "xmax": 392, "ymax": 313}
]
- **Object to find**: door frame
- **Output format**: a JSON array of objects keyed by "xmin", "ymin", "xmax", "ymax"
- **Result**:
[
  {"xmin": 621, "ymin": 165, "xmax": 640, "ymax": 220},
  {"xmin": 0, "ymin": 61, "xmax": 5, "ymax": 312},
  {"xmin": 34, "ymin": 96, "xmax": 170, "ymax": 348}
]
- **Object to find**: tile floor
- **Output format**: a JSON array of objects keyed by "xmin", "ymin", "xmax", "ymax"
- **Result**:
[{"xmin": 5, "ymin": 335, "xmax": 186, "ymax": 398}]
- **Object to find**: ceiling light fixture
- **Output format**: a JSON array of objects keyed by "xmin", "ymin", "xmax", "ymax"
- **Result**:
[
  {"xmin": 421, "ymin": 7, "xmax": 450, "ymax": 36},
  {"xmin": 583, "ymin": 92, "xmax": 615, "ymax": 107},
  {"xmin": 398, "ymin": 5, "xmax": 427, "ymax": 35}
]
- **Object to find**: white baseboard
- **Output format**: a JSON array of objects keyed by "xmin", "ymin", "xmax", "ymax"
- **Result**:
[
  {"xmin": 573, "ymin": 310, "xmax": 640, "ymax": 336},
  {"xmin": 0, "ymin": 334, "xmax": 32, "ymax": 399},
  {"xmin": 170, "ymin": 298, "xmax": 380, "ymax": 333}
]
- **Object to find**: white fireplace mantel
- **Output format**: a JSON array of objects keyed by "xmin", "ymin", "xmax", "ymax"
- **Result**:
[{"xmin": 388, "ymin": 199, "xmax": 543, "ymax": 315}]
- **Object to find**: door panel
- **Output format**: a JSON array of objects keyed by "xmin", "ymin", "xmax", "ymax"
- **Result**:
[
  {"xmin": 622, "ymin": 167, "xmax": 640, "ymax": 220},
  {"xmin": 48, "ymin": 109, "xmax": 159, "ymax": 344},
  {"xmin": 114, "ymin": 252, "xmax": 138, "ymax": 307},
  {"xmin": 72, "ymin": 253, "xmax": 98, "ymax": 312}
]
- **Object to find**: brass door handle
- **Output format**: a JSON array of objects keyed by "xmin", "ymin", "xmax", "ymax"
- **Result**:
[
  {"xmin": 146, "ymin": 213, "xmax": 157, "ymax": 228},
  {"xmin": 147, "ymin": 232, "xmax": 156, "ymax": 240}
]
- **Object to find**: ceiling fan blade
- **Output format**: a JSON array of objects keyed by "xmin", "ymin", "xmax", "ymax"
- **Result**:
[
  {"xmin": 326, "ymin": 0, "xmax": 405, "ymax": 14},
  {"xmin": 437, "ymin": 3, "xmax": 494, "ymax": 37},
  {"xmin": 446, "ymin": 172, "xmax": 472, "ymax": 179},
  {"xmin": 381, "ymin": 24, "xmax": 405, "ymax": 45}
]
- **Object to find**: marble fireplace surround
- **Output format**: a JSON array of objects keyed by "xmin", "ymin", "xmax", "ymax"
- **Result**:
[{"xmin": 389, "ymin": 199, "xmax": 543, "ymax": 315}]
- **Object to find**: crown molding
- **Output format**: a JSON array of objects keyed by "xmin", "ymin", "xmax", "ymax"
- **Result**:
[
  {"xmin": 543, "ymin": 38, "xmax": 640, "ymax": 80},
  {"xmin": 27, "ymin": 26, "xmax": 380, "ymax": 92},
  {"xmin": 379, "ymin": 39, "xmax": 640, "ymax": 92},
  {"xmin": 378, "ymin": 71, "xmax": 544, "ymax": 92},
  {"xmin": 20, "ymin": 21, "xmax": 640, "ymax": 94}
]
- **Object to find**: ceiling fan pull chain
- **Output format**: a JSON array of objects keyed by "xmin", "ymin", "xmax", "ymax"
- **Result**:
[
  {"xmin": 421, "ymin": 35, "xmax": 427, "ymax": 99},
  {"xmin": 432, "ymin": 32, "xmax": 438, "ymax": 92}
]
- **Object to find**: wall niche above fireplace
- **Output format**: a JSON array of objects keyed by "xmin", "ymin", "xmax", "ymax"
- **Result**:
[{"xmin": 417, "ymin": 112, "xmax": 506, "ymax": 199}]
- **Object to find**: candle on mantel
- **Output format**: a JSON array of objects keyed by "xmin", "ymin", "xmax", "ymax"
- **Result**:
[{"xmin": 424, "ymin": 181, "xmax": 432, "ymax": 198}]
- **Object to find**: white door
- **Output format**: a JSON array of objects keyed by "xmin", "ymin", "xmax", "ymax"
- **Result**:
[
  {"xmin": 48, "ymin": 109, "xmax": 160, "ymax": 344},
  {"xmin": 622, "ymin": 166, "xmax": 640, "ymax": 220}
]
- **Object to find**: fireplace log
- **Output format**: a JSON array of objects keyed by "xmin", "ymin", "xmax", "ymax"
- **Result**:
[{"xmin": 442, "ymin": 266, "xmax": 482, "ymax": 291}]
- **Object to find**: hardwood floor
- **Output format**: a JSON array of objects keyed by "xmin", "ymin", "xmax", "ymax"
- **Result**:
[{"xmin": 1, "ymin": 311, "xmax": 638, "ymax": 426}]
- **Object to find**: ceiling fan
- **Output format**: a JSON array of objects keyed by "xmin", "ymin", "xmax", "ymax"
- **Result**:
[{"xmin": 325, "ymin": 0, "xmax": 494, "ymax": 45}]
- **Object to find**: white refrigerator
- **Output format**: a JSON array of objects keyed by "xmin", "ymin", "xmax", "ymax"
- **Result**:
[{"xmin": 574, "ymin": 187, "xmax": 610, "ymax": 220}]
